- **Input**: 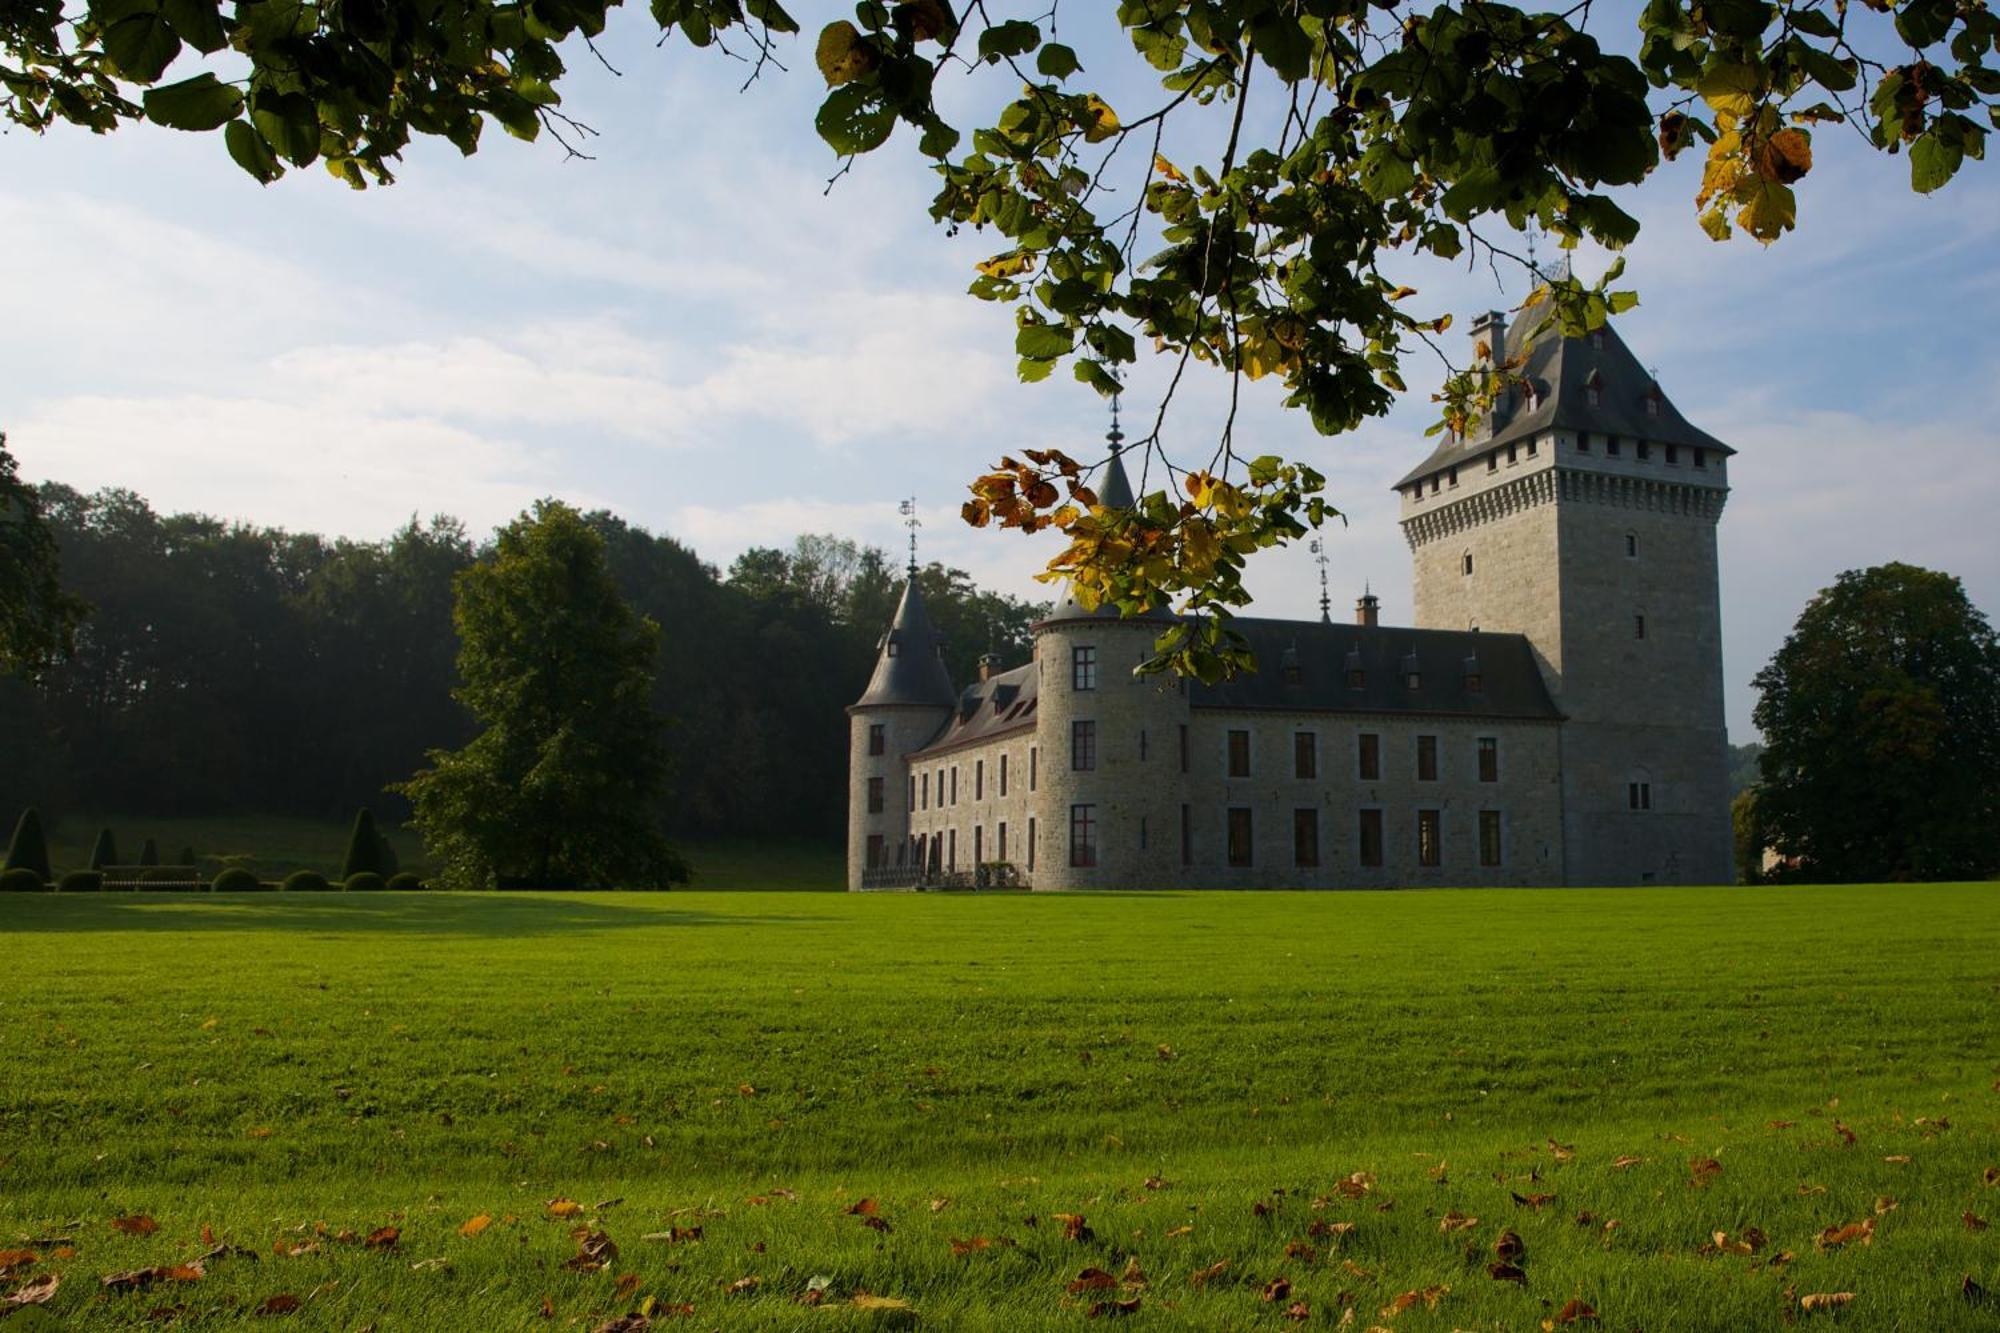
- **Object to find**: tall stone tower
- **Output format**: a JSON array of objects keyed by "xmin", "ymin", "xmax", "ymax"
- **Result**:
[
  {"xmin": 1397, "ymin": 300, "xmax": 1734, "ymax": 885},
  {"xmin": 846, "ymin": 571, "xmax": 955, "ymax": 889}
]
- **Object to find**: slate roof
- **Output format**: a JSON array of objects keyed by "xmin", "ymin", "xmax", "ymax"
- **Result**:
[
  {"xmin": 1190, "ymin": 617, "xmax": 1560, "ymax": 720},
  {"xmin": 911, "ymin": 663, "xmax": 1040, "ymax": 757},
  {"xmin": 1394, "ymin": 297, "xmax": 1733, "ymax": 491},
  {"xmin": 1040, "ymin": 447, "xmax": 1176, "ymax": 626},
  {"xmin": 853, "ymin": 576, "xmax": 957, "ymax": 709}
]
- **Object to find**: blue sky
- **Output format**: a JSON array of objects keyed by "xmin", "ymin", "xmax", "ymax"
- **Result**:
[{"xmin": 3, "ymin": 9, "xmax": 1997, "ymax": 740}]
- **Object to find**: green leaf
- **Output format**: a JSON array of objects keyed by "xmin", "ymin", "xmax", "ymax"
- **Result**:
[
  {"xmin": 1014, "ymin": 322, "xmax": 1073, "ymax": 360},
  {"xmin": 101, "ymin": 11, "xmax": 182, "ymax": 82},
  {"xmin": 1035, "ymin": 42, "xmax": 1080, "ymax": 80},
  {"xmin": 158, "ymin": 0, "xmax": 226, "ymax": 52},
  {"xmin": 143, "ymin": 72, "xmax": 242, "ymax": 131},
  {"xmin": 978, "ymin": 20, "xmax": 1040, "ymax": 63},
  {"xmin": 815, "ymin": 20, "xmax": 876, "ymax": 85},
  {"xmin": 1017, "ymin": 355, "xmax": 1057, "ymax": 382},
  {"xmin": 224, "ymin": 117, "xmax": 283, "ymax": 183},
  {"xmin": 252, "ymin": 90, "xmax": 319, "ymax": 165},
  {"xmin": 815, "ymin": 84, "xmax": 896, "ymax": 155},
  {"xmin": 1909, "ymin": 129, "xmax": 1963, "ymax": 192}
]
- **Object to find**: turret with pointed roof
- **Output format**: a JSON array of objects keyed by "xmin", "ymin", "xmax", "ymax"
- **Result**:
[{"xmin": 854, "ymin": 575, "xmax": 956, "ymax": 709}]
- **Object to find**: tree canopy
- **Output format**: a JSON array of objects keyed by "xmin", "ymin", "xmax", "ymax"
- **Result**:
[
  {"xmin": 395, "ymin": 499, "xmax": 686, "ymax": 889},
  {"xmin": 7, "ymin": 0, "xmax": 1993, "ymax": 674},
  {"xmin": 1751, "ymin": 562, "xmax": 2000, "ymax": 882},
  {"xmin": 0, "ymin": 436, "xmax": 83, "ymax": 678}
]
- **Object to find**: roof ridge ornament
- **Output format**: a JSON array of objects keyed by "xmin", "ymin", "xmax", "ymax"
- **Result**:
[{"xmin": 898, "ymin": 496, "xmax": 920, "ymax": 577}]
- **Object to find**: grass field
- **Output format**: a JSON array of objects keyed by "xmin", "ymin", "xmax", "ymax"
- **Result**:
[
  {"xmin": 1, "ymin": 887, "xmax": 1996, "ymax": 1330},
  {"xmin": 38, "ymin": 816, "xmax": 843, "ymax": 889}
]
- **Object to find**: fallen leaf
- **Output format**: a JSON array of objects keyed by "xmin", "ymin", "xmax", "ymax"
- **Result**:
[
  {"xmin": 1190, "ymin": 1260, "xmax": 1230, "ymax": 1288},
  {"xmin": 1380, "ymin": 1284, "xmax": 1448, "ymax": 1317},
  {"xmin": 1964, "ymin": 1212, "xmax": 1989, "ymax": 1232},
  {"xmin": 255, "ymin": 1293, "xmax": 302, "ymax": 1316},
  {"xmin": 929, "ymin": 1198, "xmax": 951, "ymax": 1213},
  {"xmin": 0, "ymin": 1252, "xmax": 37, "ymax": 1277},
  {"xmin": 1984, "ymin": 1166, "xmax": 1999, "ymax": 1187},
  {"xmin": 1164, "ymin": 1225, "xmax": 1193, "ymax": 1238},
  {"xmin": 859, "ymin": 1215, "xmax": 891, "ymax": 1234},
  {"xmin": 1768, "ymin": 1120, "xmax": 1796, "ymax": 1129},
  {"xmin": 1119, "ymin": 1258, "xmax": 1146, "ymax": 1289},
  {"xmin": 850, "ymin": 1293, "xmax": 908, "ymax": 1310},
  {"xmin": 1488, "ymin": 1261, "xmax": 1527, "ymax": 1286},
  {"xmin": 1873, "ymin": 1196, "xmax": 1899, "ymax": 1216},
  {"xmin": 1833, "ymin": 1120, "xmax": 1857, "ymax": 1145},
  {"xmin": 1548, "ymin": 1139, "xmax": 1576, "ymax": 1161},
  {"xmin": 271, "ymin": 1240, "xmax": 318, "ymax": 1258},
  {"xmin": 1815, "ymin": 1218, "xmax": 1875, "ymax": 1251},
  {"xmin": 843, "ymin": 1198, "xmax": 879, "ymax": 1217},
  {"xmin": 1285, "ymin": 1241, "xmax": 1317, "ymax": 1262},
  {"xmin": 1513, "ymin": 1191, "xmax": 1557, "ymax": 1210},
  {"xmin": 1967, "ymin": 1274, "xmax": 1993, "ymax": 1305},
  {"xmin": 948, "ymin": 1236, "xmax": 992, "ymax": 1256},
  {"xmin": 726, "ymin": 1275, "xmax": 759, "ymax": 1295},
  {"xmin": 111, "ymin": 1216, "xmax": 161, "ymax": 1237},
  {"xmin": 1282, "ymin": 1300, "xmax": 1311, "ymax": 1321},
  {"xmin": 1883, "ymin": 1154, "xmax": 1912, "ymax": 1164},
  {"xmin": 547, "ymin": 1200, "xmax": 584, "ymax": 1219},
  {"xmin": 736, "ymin": 1083, "xmax": 756, "ymax": 1097},
  {"xmin": 1798, "ymin": 1183, "xmax": 1828, "ymax": 1196},
  {"xmin": 364, "ymin": 1226, "xmax": 399, "ymax": 1250},
  {"xmin": 1067, "ymin": 1269, "xmax": 1118, "ymax": 1295},
  {"xmin": 1545, "ymin": 1298, "xmax": 1599, "ymax": 1325},
  {"xmin": 1799, "ymin": 1292, "xmax": 1855, "ymax": 1313},
  {"xmin": 1085, "ymin": 1297, "xmax": 1141, "ymax": 1318},
  {"xmin": 1055, "ymin": 1213, "xmax": 1094, "ymax": 1242},
  {"xmin": 563, "ymin": 1231, "xmax": 618, "ymax": 1272},
  {"xmin": 1335, "ymin": 1172, "xmax": 1374, "ymax": 1199},
  {"xmin": 1494, "ymin": 1230, "xmax": 1524, "ymax": 1260},
  {"xmin": 1611, "ymin": 1156, "xmax": 1644, "ymax": 1170},
  {"xmin": 102, "ymin": 1265, "xmax": 203, "ymax": 1292},
  {"xmin": 247, "ymin": 1127, "xmax": 274, "ymax": 1139},
  {"xmin": 1262, "ymin": 1277, "xmax": 1292, "ymax": 1303},
  {"xmin": 459, "ymin": 1215, "xmax": 493, "ymax": 1238},
  {"xmin": 1438, "ymin": 1211, "xmax": 1478, "ymax": 1233},
  {"xmin": 1142, "ymin": 1177, "xmax": 1168, "ymax": 1191},
  {"xmin": 1689, "ymin": 1158, "xmax": 1724, "ymax": 1186},
  {"xmin": 2, "ymin": 1274, "xmax": 57, "ymax": 1308}
]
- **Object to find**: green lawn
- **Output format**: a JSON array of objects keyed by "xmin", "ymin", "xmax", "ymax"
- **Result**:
[{"xmin": 1, "ymin": 887, "xmax": 1996, "ymax": 1329}]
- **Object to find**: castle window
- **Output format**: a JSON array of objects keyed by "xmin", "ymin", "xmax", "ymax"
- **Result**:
[
  {"xmin": 867, "ymin": 834, "xmax": 884, "ymax": 869},
  {"xmin": 1294, "ymin": 809, "xmax": 1320, "ymax": 868},
  {"xmin": 973, "ymin": 824, "xmax": 982, "ymax": 864},
  {"xmin": 949, "ymin": 767, "xmax": 957, "ymax": 804},
  {"xmin": 1464, "ymin": 671, "xmax": 1483, "ymax": 692},
  {"xmin": 1227, "ymin": 808, "xmax": 1254, "ymax": 867},
  {"xmin": 1479, "ymin": 810, "xmax": 1503, "ymax": 866},
  {"xmin": 1180, "ymin": 805, "xmax": 1193, "ymax": 866},
  {"xmin": 886, "ymin": 642, "xmax": 899, "ymax": 658},
  {"xmin": 1139, "ymin": 816, "xmax": 1148, "ymax": 850},
  {"xmin": 1666, "ymin": 444, "xmax": 1679, "ymax": 466},
  {"xmin": 1358, "ymin": 733, "xmax": 1381, "ymax": 781},
  {"xmin": 1448, "ymin": 466, "xmax": 1459, "ymax": 488},
  {"xmin": 909, "ymin": 775, "xmax": 916, "ymax": 810},
  {"xmin": 1430, "ymin": 475, "xmax": 1441, "ymax": 495},
  {"xmin": 1478, "ymin": 737, "xmax": 1499, "ymax": 782},
  {"xmin": 998, "ymin": 822, "xmax": 1007, "ymax": 862},
  {"xmin": 1626, "ymin": 533, "xmax": 1638, "ymax": 558},
  {"xmin": 1227, "ymin": 729, "xmax": 1251, "ymax": 778},
  {"xmin": 1028, "ymin": 816, "xmax": 1036, "ymax": 870},
  {"xmin": 1071, "ymin": 720, "xmax": 1096, "ymax": 772},
  {"xmin": 1628, "ymin": 781, "xmax": 1652, "ymax": 811},
  {"xmin": 868, "ymin": 724, "xmax": 885, "ymax": 756},
  {"xmin": 1487, "ymin": 453, "xmax": 1498, "ymax": 474},
  {"xmin": 1072, "ymin": 644, "xmax": 1097, "ymax": 691},
  {"xmin": 1587, "ymin": 386, "xmax": 1601, "ymax": 407},
  {"xmin": 1577, "ymin": 432, "xmax": 1591, "ymax": 453},
  {"xmin": 1295, "ymin": 731, "xmax": 1317, "ymax": 780},
  {"xmin": 947, "ymin": 828, "xmax": 956, "ymax": 872},
  {"xmin": 1347, "ymin": 666, "xmax": 1366, "ymax": 689},
  {"xmin": 1030, "ymin": 746, "xmax": 1038, "ymax": 791},
  {"xmin": 1506, "ymin": 443, "xmax": 1518, "ymax": 465},
  {"xmin": 1139, "ymin": 729, "xmax": 1149, "ymax": 761},
  {"xmin": 1589, "ymin": 329, "xmax": 1606, "ymax": 350},
  {"xmin": 1417, "ymin": 735, "xmax": 1439, "ymax": 782},
  {"xmin": 1418, "ymin": 809, "xmax": 1442, "ymax": 867},
  {"xmin": 1526, "ymin": 437, "xmax": 1538, "ymax": 457},
  {"xmin": 1406, "ymin": 669, "xmax": 1422, "ymax": 690},
  {"xmin": 1636, "ymin": 440, "xmax": 1652, "ymax": 461},
  {"xmin": 1647, "ymin": 392, "xmax": 1662, "ymax": 418},
  {"xmin": 1179, "ymin": 724, "xmax": 1189, "ymax": 773},
  {"xmin": 921, "ymin": 772, "xmax": 929, "ymax": 810},
  {"xmin": 1693, "ymin": 448, "xmax": 1708, "ymax": 469},
  {"xmin": 975, "ymin": 759, "xmax": 984, "ymax": 800},
  {"xmin": 1634, "ymin": 614, "xmax": 1647, "ymax": 640},
  {"xmin": 868, "ymin": 777, "xmax": 885, "ymax": 814},
  {"xmin": 1358, "ymin": 809, "xmax": 1384, "ymax": 867},
  {"xmin": 1000, "ymin": 753, "xmax": 1008, "ymax": 796},
  {"xmin": 1606, "ymin": 436, "xmax": 1622, "ymax": 457},
  {"xmin": 1462, "ymin": 551, "xmax": 1474, "ymax": 577},
  {"xmin": 1069, "ymin": 804, "xmax": 1097, "ymax": 867}
]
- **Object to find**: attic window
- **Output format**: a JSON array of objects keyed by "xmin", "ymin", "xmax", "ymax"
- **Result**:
[
  {"xmin": 1406, "ymin": 671, "xmax": 1422, "ymax": 690},
  {"xmin": 1646, "ymin": 394, "xmax": 1662, "ymax": 418},
  {"xmin": 1636, "ymin": 440, "xmax": 1652, "ymax": 461},
  {"xmin": 886, "ymin": 642, "xmax": 899, "ymax": 657},
  {"xmin": 1577, "ymin": 432, "xmax": 1591, "ymax": 453},
  {"xmin": 1346, "ymin": 668, "xmax": 1365, "ymax": 689},
  {"xmin": 1589, "ymin": 329, "xmax": 1606, "ymax": 349},
  {"xmin": 1486, "ymin": 453, "xmax": 1498, "ymax": 474},
  {"xmin": 1464, "ymin": 672, "xmax": 1483, "ymax": 693},
  {"xmin": 1525, "ymin": 437, "xmax": 1538, "ymax": 457},
  {"xmin": 1585, "ymin": 368, "xmax": 1603, "ymax": 407},
  {"xmin": 1430, "ymin": 475, "xmax": 1441, "ymax": 495},
  {"xmin": 1693, "ymin": 447, "xmax": 1708, "ymax": 469},
  {"xmin": 1506, "ymin": 443, "xmax": 1518, "ymax": 465},
  {"xmin": 1606, "ymin": 436, "xmax": 1621, "ymax": 458},
  {"xmin": 1447, "ymin": 466, "xmax": 1458, "ymax": 488},
  {"xmin": 1665, "ymin": 444, "xmax": 1679, "ymax": 465}
]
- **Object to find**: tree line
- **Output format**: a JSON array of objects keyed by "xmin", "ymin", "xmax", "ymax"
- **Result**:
[{"xmin": 0, "ymin": 481, "xmax": 1045, "ymax": 846}]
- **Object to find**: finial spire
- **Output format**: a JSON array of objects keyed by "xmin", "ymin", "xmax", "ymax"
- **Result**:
[
  {"xmin": 1310, "ymin": 537, "xmax": 1331, "ymax": 624},
  {"xmin": 1107, "ymin": 392, "xmax": 1124, "ymax": 452},
  {"xmin": 898, "ymin": 497, "xmax": 920, "ymax": 577},
  {"xmin": 1525, "ymin": 220, "xmax": 1539, "ymax": 282}
]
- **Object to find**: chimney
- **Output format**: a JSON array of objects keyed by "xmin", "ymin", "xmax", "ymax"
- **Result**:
[
  {"xmin": 1355, "ymin": 592, "xmax": 1380, "ymax": 628},
  {"xmin": 1469, "ymin": 309, "xmax": 1506, "ymax": 366},
  {"xmin": 978, "ymin": 653, "xmax": 1002, "ymax": 682}
]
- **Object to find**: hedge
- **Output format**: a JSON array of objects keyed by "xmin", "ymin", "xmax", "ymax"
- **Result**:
[
  {"xmin": 281, "ymin": 870, "xmax": 333, "ymax": 892},
  {"xmin": 344, "ymin": 872, "xmax": 387, "ymax": 893},
  {"xmin": 0, "ymin": 867, "xmax": 49, "ymax": 893},
  {"xmin": 211, "ymin": 867, "xmax": 263, "ymax": 893},
  {"xmin": 58, "ymin": 870, "xmax": 104, "ymax": 893}
]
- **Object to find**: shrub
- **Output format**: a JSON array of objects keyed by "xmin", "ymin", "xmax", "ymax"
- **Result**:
[
  {"xmin": 0, "ymin": 867, "xmax": 48, "ymax": 893},
  {"xmin": 386, "ymin": 872, "xmax": 425, "ymax": 892},
  {"xmin": 343, "ymin": 810, "xmax": 393, "ymax": 880},
  {"xmin": 177, "ymin": 845, "xmax": 199, "ymax": 869},
  {"xmin": 139, "ymin": 838, "xmax": 160, "ymax": 867},
  {"xmin": 281, "ymin": 870, "xmax": 332, "ymax": 892},
  {"xmin": 211, "ymin": 867, "xmax": 262, "ymax": 893},
  {"xmin": 88, "ymin": 828, "xmax": 118, "ymax": 869},
  {"xmin": 58, "ymin": 869, "xmax": 104, "ymax": 893},
  {"xmin": 4, "ymin": 808, "xmax": 52, "ymax": 881},
  {"xmin": 344, "ymin": 872, "xmax": 387, "ymax": 893}
]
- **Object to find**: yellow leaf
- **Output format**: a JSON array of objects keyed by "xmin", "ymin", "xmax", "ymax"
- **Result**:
[
  {"xmin": 1752, "ymin": 127, "xmax": 1812, "ymax": 183},
  {"xmin": 1080, "ymin": 95, "xmax": 1120, "ymax": 143},
  {"xmin": 1799, "ymin": 1292, "xmax": 1855, "ymax": 1312},
  {"xmin": 459, "ymin": 1214, "xmax": 493, "ymax": 1238},
  {"xmin": 1153, "ymin": 154, "xmax": 1186, "ymax": 184},
  {"xmin": 547, "ymin": 1199, "xmax": 584, "ymax": 1218},
  {"xmin": 1733, "ymin": 177, "xmax": 1796, "ymax": 243},
  {"xmin": 853, "ymin": 1294, "xmax": 912, "ymax": 1310},
  {"xmin": 1699, "ymin": 61, "xmax": 1761, "ymax": 124},
  {"xmin": 976, "ymin": 250, "xmax": 1034, "ymax": 279}
]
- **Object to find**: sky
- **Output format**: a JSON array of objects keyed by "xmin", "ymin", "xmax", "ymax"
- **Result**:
[{"xmin": 3, "ymin": 9, "xmax": 1997, "ymax": 741}]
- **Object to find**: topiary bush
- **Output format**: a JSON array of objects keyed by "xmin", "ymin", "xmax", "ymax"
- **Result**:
[
  {"xmin": 343, "ymin": 810, "xmax": 391, "ymax": 879},
  {"xmin": 4, "ymin": 808, "xmax": 52, "ymax": 881},
  {"xmin": 386, "ymin": 872, "xmax": 425, "ymax": 892},
  {"xmin": 211, "ymin": 867, "xmax": 262, "ymax": 893},
  {"xmin": 88, "ymin": 827, "xmax": 118, "ymax": 870},
  {"xmin": 176, "ymin": 845, "xmax": 199, "ymax": 869},
  {"xmin": 281, "ymin": 870, "xmax": 332, "ymax": 892},
  {"xmin": 58, "ymin": 870, "xmax": 104, "ymax": 892},
  {"xmin": 138, "ymin": 838, "xmax": 160, "ymax": 867},
  {"xmin": 343, "ymin": 871, "xmax": 387, "ymax": 893},
  {"xmin": 1, "ymin": 867, "xmax": 49, "ymax": 893}
]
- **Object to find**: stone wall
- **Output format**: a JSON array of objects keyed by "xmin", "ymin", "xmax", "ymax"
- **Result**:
[{"xmin": 845, "ymin": 703, "xmax": 952, "ymax": 890}]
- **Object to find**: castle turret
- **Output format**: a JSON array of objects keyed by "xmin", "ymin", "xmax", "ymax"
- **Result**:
[
  {"xmin": 1396, "ymin": 295, "xmax": 1734, "ymax": 885},
  {"xmin": 846, "ymin": 572, "xmax": 955, "ymax": 889}
]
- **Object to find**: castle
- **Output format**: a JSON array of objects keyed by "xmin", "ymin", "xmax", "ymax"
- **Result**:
[{"xmin": 847, "ymin": 305, "xmax": 1734, "ymax": 889}]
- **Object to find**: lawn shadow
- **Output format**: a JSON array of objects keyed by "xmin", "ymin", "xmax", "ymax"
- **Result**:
[{"xmin": 0, "ymin": 892, "xmax": 829, "ymax": 937}]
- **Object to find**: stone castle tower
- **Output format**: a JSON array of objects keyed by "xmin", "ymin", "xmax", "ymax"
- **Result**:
[
  {"xmin": 1395, "ymin": 301, "xmax": 1734, "ymax": 884},
  {"xmin": 844, "ymin": 572, "xmax": 955, "ymax": 889}
]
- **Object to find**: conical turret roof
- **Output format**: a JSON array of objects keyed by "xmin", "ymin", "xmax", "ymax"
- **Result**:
[{"xmin": 854, "ymin": 576, "xmax": 956, "ymax": 708}]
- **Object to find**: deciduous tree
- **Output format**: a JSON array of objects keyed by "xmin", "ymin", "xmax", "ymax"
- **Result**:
[
  {"xmin": 1751, "ymin": 562, "xmax": 2000, "ymax": 882},
  {"xmin": 395, "ymin": 499, "xmax": 686, "ymax": 889},
  {"xmin": 0, "ymin": 436, "xmax": 83, "ymax": 678}
]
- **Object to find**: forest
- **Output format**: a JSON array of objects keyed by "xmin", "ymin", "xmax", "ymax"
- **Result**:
[{"xmin": 0, "ymin": 482, "xmax": 1046, "ymax": 844}]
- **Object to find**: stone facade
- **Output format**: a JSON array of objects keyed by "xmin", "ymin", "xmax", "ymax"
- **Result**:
[{"xmin": 847, "ymin": 308, "xmax": 1735, "ymax": 890}]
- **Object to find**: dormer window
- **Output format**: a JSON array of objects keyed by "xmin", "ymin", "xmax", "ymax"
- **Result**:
[
  {"xmin": 886, "ymin": 642, "xmax": 899, "ymax": 658},
  {"xmin": 1406, "ymin": 671, "xmax": 1422, "ymax": 689},
  {"xmin": 1589, "ymin": 329, "xmax": 1606, "ymax": 350},
  {"xmin": 1346, "ymin": 668, "xmax": 1365, "ymax": 689},
  {"xmin": 1585, "ymin": 369, "xmax": 1603, "ymax": 407},
  {"xmin": 1464, "ymin": 672, "xmax": 1483, "ymax": 693},
  {"xmin": 1646, "ymin": 394, "xmax": 1662, "ymax": 418}
]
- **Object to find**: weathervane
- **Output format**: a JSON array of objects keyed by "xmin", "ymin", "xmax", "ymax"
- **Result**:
[
  {"xmin": 1310, "ymin": 537, "xmax": 1331, "ymax": 623},
  {"xmin": 1107, "ymin": 391, "xmax": 1124, "ymax": 453},
  {"xmin": 898, "ymin": 497, "xmax": 920, "ymax": 576}
]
